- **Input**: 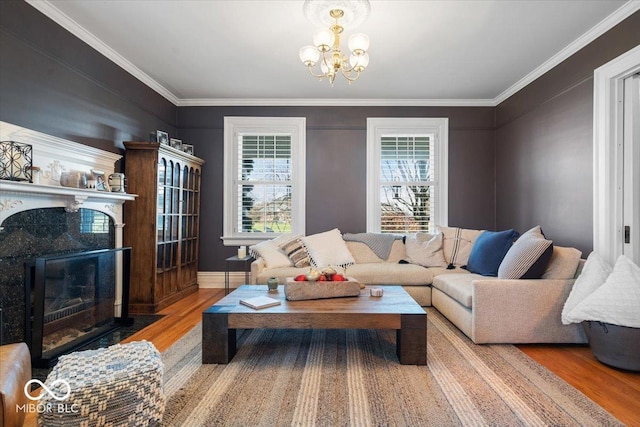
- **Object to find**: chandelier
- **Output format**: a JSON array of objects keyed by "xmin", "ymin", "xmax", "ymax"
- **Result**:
[{"xmin": 298, "ymin": 0, "xmax": 371, "ymax": 85}]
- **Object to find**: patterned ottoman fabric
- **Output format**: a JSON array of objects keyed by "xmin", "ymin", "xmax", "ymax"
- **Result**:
[{"xmin": 38, "ymin": 341, "xmax": 165, "ymax": 427}]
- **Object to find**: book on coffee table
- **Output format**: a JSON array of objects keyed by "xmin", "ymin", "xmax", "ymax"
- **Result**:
[{"xmin": 239, "ymin": 295, "xmax": 281, "ymax": 310}]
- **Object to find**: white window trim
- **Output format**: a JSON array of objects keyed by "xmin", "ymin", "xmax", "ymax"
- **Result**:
[
  {"xmin": 593, "ymin": 45, "xmax": 640, "ymax": 265},
  {"xmin": 222, "ymin": 116, "xmax": 306, "ymax": 246},
  {"xmin": 366, "ymin": 117, "xmax": 449, "ymax": 233}
]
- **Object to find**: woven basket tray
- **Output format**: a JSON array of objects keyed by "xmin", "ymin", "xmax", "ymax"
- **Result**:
[{"xmin": 284, "ymin": 277, "xmax": 362, "ymax": 301}]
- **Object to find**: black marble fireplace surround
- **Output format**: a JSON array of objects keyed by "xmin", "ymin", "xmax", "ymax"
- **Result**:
[{"xmin": 0, "ymin": 207, "xmax": 115, "ymax": 348}]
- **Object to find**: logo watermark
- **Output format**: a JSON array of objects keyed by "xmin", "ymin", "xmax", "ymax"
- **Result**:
[{"xmin": 17, "ymin": 379, "xmax": 79, "ymax": 414}]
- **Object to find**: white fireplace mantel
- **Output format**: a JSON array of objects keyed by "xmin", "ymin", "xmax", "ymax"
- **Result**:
[
  {"xmin": 0, "ymin": 181, "xmax": 135, "ymax": 225},
  {"xmin": 0, "ymin": 121, "xmax": 137, "ymax": 226}
]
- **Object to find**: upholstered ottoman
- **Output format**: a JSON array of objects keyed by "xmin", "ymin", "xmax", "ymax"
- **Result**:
[{"xmin": 39, "ymin": 341, "xmax": 165, "ymax": 426}]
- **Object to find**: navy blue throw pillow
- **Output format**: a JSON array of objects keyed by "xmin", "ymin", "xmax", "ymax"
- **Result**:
[{"xmin": 467, "ymin": 229, "xmax": 520, "ymax": 276}]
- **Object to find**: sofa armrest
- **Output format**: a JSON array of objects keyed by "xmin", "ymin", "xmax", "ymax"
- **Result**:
[
  {"xmin": 471, "ymin": 278, "xmax": 586, "ymax": 344},
  {"xmin": 250, "ymin": 258, "xmax": 266, "ymax": 284}
]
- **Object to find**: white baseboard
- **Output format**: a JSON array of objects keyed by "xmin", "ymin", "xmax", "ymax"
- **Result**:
[{"xmin": 197, "ymin": 271, "xmax": 252, "ymax": 289}]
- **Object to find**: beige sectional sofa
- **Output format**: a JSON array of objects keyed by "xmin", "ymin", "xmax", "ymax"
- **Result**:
[
  {"xmin": 250, "ymin": 231, "xmax": 588, "ymax": 344},
  {"xmin": 432, "ymin": 265, "xmax": 587, "ymax": 344},
  {"xmin": 252, "ymin": 239, "xmax": 466, "ymax": 306}
]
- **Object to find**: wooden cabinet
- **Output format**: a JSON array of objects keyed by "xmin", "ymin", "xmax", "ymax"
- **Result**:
[{"xmin": 123, "ymin": 142, "xmax": 204, "ymax": 313}]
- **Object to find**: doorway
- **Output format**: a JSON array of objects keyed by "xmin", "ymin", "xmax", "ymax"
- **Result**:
[
  {"xmin": 622, "ymin": 73, "xmax": 640, "ymax": 264},
  {"xmin": 594, "ymin": 45, "xmax": 640, "ymax": 266}
]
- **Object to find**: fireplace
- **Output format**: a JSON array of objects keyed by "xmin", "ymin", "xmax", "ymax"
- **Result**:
[
  {"xmin": 25, "ymin": 247, "xmax": 131, "ymax": 367},
  {"xmin": 0, "ymin": 121, "xmax": 136, "ymax": 363}
]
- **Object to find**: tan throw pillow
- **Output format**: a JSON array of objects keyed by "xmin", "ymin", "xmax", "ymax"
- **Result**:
[
  {"xmin": 279, "ymin": 237, "xmax": 311, "ymax": 268},
  {"xmin": 405, "ymin": 232, "xmax": 448, "ymax": 268},
  {"xmin": 438, "ymin": 226, "xmax": 484, "ymax": 267},
  {"xmin": 542, "ymin": 246, "xmax": 582, "ymax": 280},
  {"xmin": 301, "ymin": 228, "xmax": 355, "ymax": 268}
]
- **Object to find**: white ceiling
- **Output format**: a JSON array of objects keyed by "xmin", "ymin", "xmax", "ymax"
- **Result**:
[{"xmin": 29, "ymin": 0, "xmax": 639, "ymax": 106}]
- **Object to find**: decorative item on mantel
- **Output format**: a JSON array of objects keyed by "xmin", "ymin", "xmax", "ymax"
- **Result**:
[
  {"xmin": 30, "ymin": 166, "xmax": 41, "ymax": 184},
  {"xmin": 0, "ymin": 140, "xmax": 33, "ymax": 182}
]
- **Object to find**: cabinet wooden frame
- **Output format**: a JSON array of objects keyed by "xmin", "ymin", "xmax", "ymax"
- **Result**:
[{"xmin": 123, "ymin": 141, "xmax": 204, "ymax": 313}]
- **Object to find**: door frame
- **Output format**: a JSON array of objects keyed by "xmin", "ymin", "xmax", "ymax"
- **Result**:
[{"xmin": 593, "ymin": 45, "xmax": 640, "ymax": 265}]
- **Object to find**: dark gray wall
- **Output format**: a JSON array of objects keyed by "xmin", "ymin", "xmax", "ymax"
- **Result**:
[
  {"xmin": 6, "ymin": 0, "xmax": 637, "ymax": 273},
  {"xmin": 178, "ymin": 106, "xmax": 496, "ymax": 270},
  {"xmin": 494, "ymin": 11, "xmax": 640, "ymax": 256},
  {"xmin": 0, "ymin": 1, "xmax": 177, "ymax": 156}
]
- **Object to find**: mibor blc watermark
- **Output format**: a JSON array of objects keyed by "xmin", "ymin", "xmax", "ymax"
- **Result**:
[{"xmin": 17, "ymin": 379, "xmax": 80, "ymax": 414}]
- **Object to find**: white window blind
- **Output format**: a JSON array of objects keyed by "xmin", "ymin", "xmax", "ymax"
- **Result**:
[
  {"xmin": 223, "ymin": 117, "xmax": 306, "ymax": 246},
  {"xmin": 367, "ymin": 118, "xmax": 448, "ymax": 234},
  {"xmin": 238, "ymin": 134, "xmax": 292, "ymax": 233},
  {"xmin": 379, "ymin": 135, "xmax": 435, "ymax": 233}
]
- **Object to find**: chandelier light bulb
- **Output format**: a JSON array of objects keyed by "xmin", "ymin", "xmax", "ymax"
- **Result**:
[
  {"xmin": 299, "ymin": 45, "xmax": 320, "ymax": 66},
  {"xmin": 349, "ymin": 52, "xmax": 369, "ymax": 71},
  {"xmin": 313, "ymin": 28, "xmax": 335, "ymax": 52},
  {"xmin": 348, "ymin": 33, "xmax": 370, "ymax": 55}
]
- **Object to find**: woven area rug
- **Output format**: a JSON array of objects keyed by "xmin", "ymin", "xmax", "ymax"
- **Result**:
[{"xmin": 161, "ymin": 308, "xmax": 622, "ymax": 426}]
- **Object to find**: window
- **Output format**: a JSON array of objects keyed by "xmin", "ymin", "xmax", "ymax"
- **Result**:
[
  {"xmin": 366, "ymin": 118, "xmax": 448, "ymax": 233},
  {"xmin": 223, "ymin": 117, "xmax": 306, "ymax": 246}
]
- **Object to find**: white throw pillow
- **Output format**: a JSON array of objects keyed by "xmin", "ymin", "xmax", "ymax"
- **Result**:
[
  {"xmin": 405, "ymin": 232, "xmax": 448, "ymax": 268},
  {"xmin": 561, "ymin": 251, "xmax": 611, "ymax": 324},
  {"xmin": 438, "ymin": 225, "xmax": 484, "ymax": 267},
  {"xmin": 249, "ymin": 240, "xmax": 293, "ymax": 269},
  {"xmin": 301, "ymin": 228, "xmax": 355, "ymax": 268},
  {"xmin": 565, "ymin": 255, "xmax": 640, "ymax": 327},
  {"xmin": 542, "ymin": 246, "xmax": 582, "ymax": 280}
]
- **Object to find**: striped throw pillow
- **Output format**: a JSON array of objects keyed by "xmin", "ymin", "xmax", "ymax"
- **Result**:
[
  {"xmin": 498, "ymin": 225, "xmax": 553, "ymax": 279},
  {"xmin": 279, "ymin": 237, "xmax": 311, "ymax": 268}
]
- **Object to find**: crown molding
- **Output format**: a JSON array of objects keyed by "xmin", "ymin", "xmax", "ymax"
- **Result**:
[
  {"xmin": 176, "ymin": 98, "xmax": 496, "ymax": 107},
  {"xmin": 494, "ymin": 0, "xmax": 640, "ymax": 105},
  {"xmin": 25, "ymin": 0, "xmax": 180, "ymax": 106},
  {"xmin": 26, "ymin": 0, "xmax": 640, "ymax": 109}
]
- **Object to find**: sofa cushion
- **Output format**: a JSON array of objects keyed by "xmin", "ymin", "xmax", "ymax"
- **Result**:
[
  {"xmin": 439, "ymin": 226, "xmax": 484, "ymax": 267},
  {"xmin": 345, "ymin": 241, "xmax": 386, "ymax": 263},
  {"xmin": 542, "ymin": 246, "xmax": 582, "ymax": 280},
  {"xmin": 387, "ymin": 240, "xmax": 408, "ymax": 263},
  {"xmin": 432, "ymin": 273, "xmax": 486, "ymax": 309},
  {"xmin": 279, "ymin": 237, "xmax": 311, "ymax": 268},
  {"xmin": 467, "ymin": 229, "xmax": 519, "ymax": 276},
  {"xmin": 301, "ymin": 228, "xmax": 355, "ymax": 268},
  {"xmin": 498, "ymin": 226, "xmax": 553, "ymax": 279},
  {"xmin": 346, "ymin": 263, "xmax": 433, "ymax": 286},
  {"xmin": 405, "ymin": 232, "xmax": 448, "ymax": 268}
]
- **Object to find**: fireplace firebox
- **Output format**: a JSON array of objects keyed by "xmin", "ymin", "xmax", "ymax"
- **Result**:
[{"xmin": 25, "ymin": 247, "xmax": 131, "ymax": 367}]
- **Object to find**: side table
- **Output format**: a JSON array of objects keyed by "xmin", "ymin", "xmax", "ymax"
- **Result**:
[{"xmin": 225, "ymin": 255, "xmax": 253, "ymax": 295}]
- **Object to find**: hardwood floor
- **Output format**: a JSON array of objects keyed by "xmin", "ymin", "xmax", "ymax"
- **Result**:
[
  {"xmin": 27, "ymin": 288, "xmax": 639, "ymax": 426},
  {"xmin": 518, "ymin": 344, "xmax": 640, "ymax": 426}
]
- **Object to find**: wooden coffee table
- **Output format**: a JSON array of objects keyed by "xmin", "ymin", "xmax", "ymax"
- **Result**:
[{"xmin": 202, "ymin": 285, "xmax": 426, "ymax": 365}]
